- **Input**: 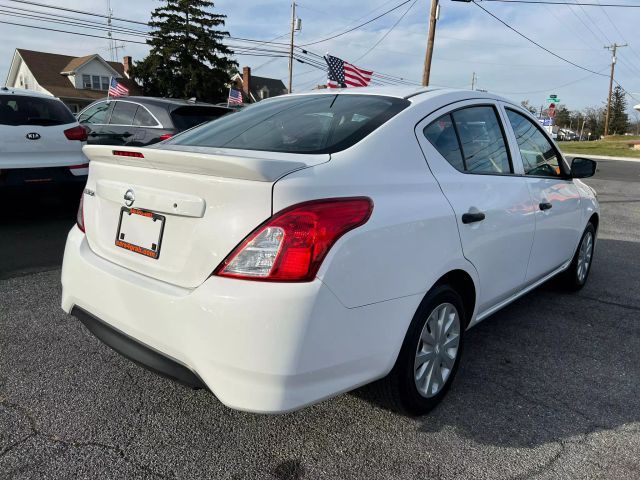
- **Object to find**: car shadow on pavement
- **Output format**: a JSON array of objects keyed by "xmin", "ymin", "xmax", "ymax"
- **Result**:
[
  {"xmin": 354, "ymin": 237, "xmax": 640, "ymax": 448},
  {"xmin": 0, "ymin": 186, "xmax": 81, "ymax": 279}
]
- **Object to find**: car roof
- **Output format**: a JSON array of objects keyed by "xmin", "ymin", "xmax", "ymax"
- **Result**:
[
  {"xmin": 0, "ymin": 86, "xmax": 59, "ymax": 99},
  {"xmin": 287, "ymin": 86, "xmax": 516, "ymax": 107},
  {"xmin": 98, "ymin": 96, "xmax": 228, "ymax": 108}
]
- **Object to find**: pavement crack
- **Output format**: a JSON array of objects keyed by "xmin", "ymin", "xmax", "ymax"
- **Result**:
[
  {"xmin": 576, "ymin": 294, "xmax": 640, "ymax": 313},
  {"xmin": 0, "ymin": 395, "xmax": 173, "ymax": 479}
]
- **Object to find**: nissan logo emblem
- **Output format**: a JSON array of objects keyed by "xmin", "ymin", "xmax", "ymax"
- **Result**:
[
  {"xmin": 26, "ymin": 132, "xmax": 41, "ymax": 140},
  {"xmin": 124, "ymin": 189, "xmax": 135, "ymax": 207}
]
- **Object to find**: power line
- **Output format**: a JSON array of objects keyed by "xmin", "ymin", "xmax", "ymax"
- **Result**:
[
  {"xmin": 5, "ymin": 0, "xmax": 148, "ymax": 24},
  {"xmin": 0, "ymin": 9, "xmax": 149, "ymax": 37},
  {"xmin": 476, "ymin": 1, "xmax": 640, "ymax": 7},
  {"xmin": 0, "ymin": 3, "xmax": 149, "ymax": 34},
  {"xmin": 472, "ymin": 1, "xmax": 607, "ymax": 76},
  {"xmin": 300, "ymin": 0, "xmax": 413, "ymax": 46},
  {"xmin": 353, "ymin": 0, "xmax": 419, "ymax": 63},
  {"xmin": 1, "ymin": 1, "xmax": 420, "ymax": 87},
  {"xmin": 0, "ymin": 18, "xmax": 148, "ymax": 43}
]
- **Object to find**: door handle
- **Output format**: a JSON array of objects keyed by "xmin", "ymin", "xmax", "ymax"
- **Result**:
[
  {"xmin": 539, "ymin": 202, "xmax": 553, "ymax": 211},
  {"xmin": 461, "ymin": 212, "xmax": 486, "ymax": 224}
]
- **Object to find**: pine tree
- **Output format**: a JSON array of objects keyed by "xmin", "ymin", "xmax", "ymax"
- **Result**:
[
  {"xmin": 554, "ymin": 105, "xmax": 571, "ymax": 128},
  {"xmin": 130, "ymin": 0, "xmax": 236, "ymax": 103},
  {"xmin": 608, "ymin": 86, "xmax": 629, "ymax": 135}
]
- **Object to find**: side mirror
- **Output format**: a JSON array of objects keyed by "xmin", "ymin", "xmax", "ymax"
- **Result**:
[{"xmin": 570, "ymin": 157, "xmax": 597, "ymax": 178}]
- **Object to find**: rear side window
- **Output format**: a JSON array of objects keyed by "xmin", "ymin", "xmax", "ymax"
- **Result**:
[
  {"xmin": 165, "ymin": 95, "xmax": 410, "ymax": 154},
  {"xmin": 170, "ymin": 106, "xmax": 231, "ymax": 130},
  {"xmin": 133, "ymin": 106, "xmax": 157, "ymax": 126},
  {"xmin": 425, "ymin": 105, "xmax": 512, "ymax": 175},
  {"xmin": 0, "ymin": 95, "xmax": 76, "ymax": 126},
  {"xmin": 423, "ymin": 114, "xmax": 464, "ymax": 171},
  {"xmin": 109, "ymin": 101, "xmax": 138, "ymax": 125}
]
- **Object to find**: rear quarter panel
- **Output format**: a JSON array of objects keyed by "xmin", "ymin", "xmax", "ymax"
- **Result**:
[{"xmin": 272, "ymin": 109, "xmax": 479, "ymax": 312}]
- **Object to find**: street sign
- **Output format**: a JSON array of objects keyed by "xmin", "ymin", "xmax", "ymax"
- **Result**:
[
  {"xmin": 549, "ymin": 94, "xmax": 557, "ymax": 99},
  {"xmin": 548, "ymin": 103, "xmax": 556, "ymax": 118},
  {"xmin": 546, "ymin": 97, "xmax": 561, "ymax": 103}
]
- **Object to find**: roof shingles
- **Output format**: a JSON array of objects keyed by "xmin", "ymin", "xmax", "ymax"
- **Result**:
[{"xmin": 16, "ymin": 49, "xmax": 141, "ymax": 101}]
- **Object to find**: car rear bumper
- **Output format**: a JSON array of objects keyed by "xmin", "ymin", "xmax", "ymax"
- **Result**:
[
  {"xmin": 61, "ymin": 227, "xmax": 419, "ymax": 413},
  {"xmin": 0, "ymin": 165, "xmax": 88, "ymax": 188}
]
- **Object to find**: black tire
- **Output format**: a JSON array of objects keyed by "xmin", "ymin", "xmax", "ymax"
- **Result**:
[
  {"xmin": 373, "ymin": 284, "xmax": 467, "ymax": 416},
  {"xmin": 556, "ymin": 223, "xmax": 596, "ymax": 291}
]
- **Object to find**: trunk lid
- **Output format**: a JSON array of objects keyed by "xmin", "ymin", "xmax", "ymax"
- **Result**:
[{"xmin": 81, "ymin": 145, "xmax": 329, "ymax": 288}]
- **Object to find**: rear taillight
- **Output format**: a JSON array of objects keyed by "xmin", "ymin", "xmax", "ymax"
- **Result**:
[
  {"xmin": 158, "ymin": 133, "xmax": 173, "ymax": 141},
  {"xmin": 76, "ymin": 194, "xmax": 85, "ymax": 233},
  {"xmin": 214, "ymin": 198, "xmax": 373, "ymax": 282},
  {"xmin": 64, "ymin": 125, "xmax": 88, "ymax": 141}
]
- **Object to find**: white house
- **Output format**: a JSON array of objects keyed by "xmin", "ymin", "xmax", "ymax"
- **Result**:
[{"xmin": 4, "ymin": 49, "xmax": 140, "ymax": 112}]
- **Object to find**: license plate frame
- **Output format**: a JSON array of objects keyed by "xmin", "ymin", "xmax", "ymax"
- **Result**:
[{"xmin": 115, "ymin": 207, "xmax": 166, "ymax": 260}]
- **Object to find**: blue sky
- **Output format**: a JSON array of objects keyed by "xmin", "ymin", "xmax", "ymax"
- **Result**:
[{"xmin": 1, "ymin": 0, "xmax": 639, "ymax": 113}]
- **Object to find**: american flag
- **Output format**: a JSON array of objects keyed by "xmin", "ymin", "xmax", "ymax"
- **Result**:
[
  {"xmin": 228, "ymin": 88, "xmax": 243, "ymax": 105},
  {"xmin": 325, "ymin": 54, "xmax": 373, "ymax": 88},
  {"xmin": 108, "ymin": 78, "xmax": 129, "ymax": 97}
]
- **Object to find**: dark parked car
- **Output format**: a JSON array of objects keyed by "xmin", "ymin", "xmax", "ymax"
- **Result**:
[{"xmin": 77, "ymin": 97, "xmax": 232, "ymax": 146}]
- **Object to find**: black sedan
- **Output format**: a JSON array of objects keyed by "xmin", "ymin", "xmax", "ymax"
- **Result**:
[{"xmin": 77, "ymin": 97, "xmax": 232, "ymax": 146}]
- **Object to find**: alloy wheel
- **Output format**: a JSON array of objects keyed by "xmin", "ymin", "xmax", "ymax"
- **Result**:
[
  {"xmin": 577, "ymin": 231, "xmax": 594, "ymax": 284},
  {"xmin": 414, "ymin": 302, "xmax": 461, "ymax": 398}
]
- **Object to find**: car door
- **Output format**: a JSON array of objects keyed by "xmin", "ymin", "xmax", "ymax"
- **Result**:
[
  {"xmin": 77, "ymin": 101, "xmax": 113, "ymax": 145},
  {"xmin": 416, "ymin": 101, "xmax": 536, "ymax": 313},
  {"xmin": 502, "ymin": 106, "xmax": 582, "ymax": 282}
]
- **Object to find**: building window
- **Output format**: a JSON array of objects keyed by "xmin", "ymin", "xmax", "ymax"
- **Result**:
[
  {"xmin": 83, "ymin": 75, "xmax": 92, "ymax": 89},
  {"xmin": 101, "ymin": 76, "xmax": 110, "ymax": 90},
  {"xmin": 91, "ymin": 75, "xmax": 101, "ymax": 90}
]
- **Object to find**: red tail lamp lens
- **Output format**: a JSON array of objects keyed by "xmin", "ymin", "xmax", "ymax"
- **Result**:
[{"xmin": 214, "ymin": 197, "xmax": 373, "ymax": 282}]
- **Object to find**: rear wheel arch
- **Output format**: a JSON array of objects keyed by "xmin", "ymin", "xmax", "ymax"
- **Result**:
[
  {"xmin": 433, "ymin": 269, "xmax": 476, "ymax": 327},
  {"xmin": 588, "ymin": 212, "xmax": 599, "ymax": 233}
]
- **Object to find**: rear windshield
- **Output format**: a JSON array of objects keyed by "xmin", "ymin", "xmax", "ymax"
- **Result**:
[
  {"xmin": 0, "ymin": 95, "xmax": 76, "ymax": 126},
  {"xmin": 165, "ymin": 95, "xmax": 410, "ymax": 154},
  {"xmin": 170, "ymin": 106, "xmax": 232, "ymax": 130}
]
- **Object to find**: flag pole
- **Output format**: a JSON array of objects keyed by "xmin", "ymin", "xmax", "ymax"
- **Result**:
[
  {"xmin": 107, "ymin": 76, "xmax": 111, "ymax": 101},
  {"xmin": 227, "ymin": 86, "xmax": 231, "ymax": 108}
]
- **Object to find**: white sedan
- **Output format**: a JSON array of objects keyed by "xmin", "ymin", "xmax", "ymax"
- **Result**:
[{"xmin": 61, "ymin": 87, "xmax": 599, "ymax": 414}]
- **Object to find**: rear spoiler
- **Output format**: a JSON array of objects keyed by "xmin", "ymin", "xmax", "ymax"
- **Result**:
[{"xmin": 82, "ymin": 145, "xmax": 330, "ymax": 182}]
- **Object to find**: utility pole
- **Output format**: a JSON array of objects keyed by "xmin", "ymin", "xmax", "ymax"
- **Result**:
[
  {"xmin": 471, "ymin": 72, "xmax": 476, "ymax": 90},
  {"xmin": 604, "ymin": 43, "xmax": 627, "ymax": 137},
  {"xmin": 288, "ymin": 1, "xmax": 296, "ymax": 94},
  {"xmin": 422, "ymin": 0, "xmax": 439, "ymax": 86},
  {"xmin": 107, "ymin": 0, "xmax": 114, "ymax": 61}
]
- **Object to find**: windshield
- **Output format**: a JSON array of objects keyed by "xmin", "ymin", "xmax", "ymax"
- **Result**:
[
  {"xmin": 164, "ymin": 94, "xmax": 409, "ymax": 154},
  {"xmin": 0, "ymin": 95, "xmax": 76, "ymax": 126}
]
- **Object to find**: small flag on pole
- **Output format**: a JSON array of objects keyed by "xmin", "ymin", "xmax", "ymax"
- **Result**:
[
  {"xmin": 325, "ymin": 54, "xmax": 373, "ymax": 88},
  {"xmin": 228, "ymin": 88, "xmax": 243, "ymax": 105},
  {"xmin": 108, "ymin": 78, "xmax": 129, "ymax": 97}
]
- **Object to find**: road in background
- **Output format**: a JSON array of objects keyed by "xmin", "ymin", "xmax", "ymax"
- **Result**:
[{"xmin": 1, "ymin": 161, "xmax": 638, "ymax": 479}]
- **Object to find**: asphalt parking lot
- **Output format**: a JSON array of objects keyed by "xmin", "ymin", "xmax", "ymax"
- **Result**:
[{"xmin": 1, "ymin": 160, "xmax": 639, "ymax": 479}]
